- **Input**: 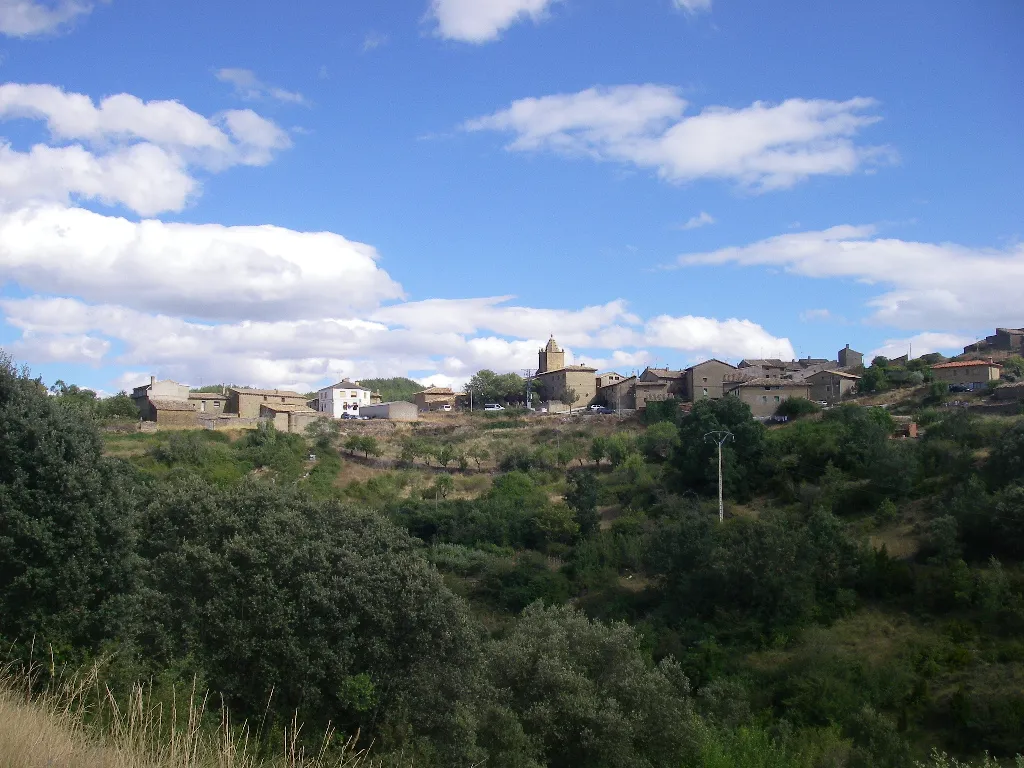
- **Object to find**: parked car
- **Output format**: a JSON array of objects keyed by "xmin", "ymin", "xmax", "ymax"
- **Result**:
[
  {"xmin": 593, "ymin": 406, "xmax": 613, "ymax": 414},
  {"xmin": 588, "ymin": 404, "xmax": 604, "ymax": 411},
  {"xmin": 483, "ymin": 403, "xmax": 504, "ymax": 412},
  {"xmin": 440, "ymin": 404, "xmax": 452, "ymax": 412}
]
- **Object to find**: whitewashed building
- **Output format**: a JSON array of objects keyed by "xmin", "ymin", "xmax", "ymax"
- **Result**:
[{"xmin": 316, "ymin": 380, "xmax": 373, "ymax": 418}]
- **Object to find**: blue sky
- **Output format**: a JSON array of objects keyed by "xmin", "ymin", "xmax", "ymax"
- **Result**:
[{"xmin": 0, "ymin": 0, "xmax": 1021, "ymax": 393}]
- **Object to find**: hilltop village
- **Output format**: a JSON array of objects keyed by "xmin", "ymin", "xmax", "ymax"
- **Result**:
[{"xmin": 127, "ymin": 327, "xmax": 1022, "ymax": 433}]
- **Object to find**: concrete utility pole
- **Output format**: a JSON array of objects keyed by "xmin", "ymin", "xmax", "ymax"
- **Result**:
[{"xmin": 703, "ymin": 430, "xmax": 735, "ymax": 523}]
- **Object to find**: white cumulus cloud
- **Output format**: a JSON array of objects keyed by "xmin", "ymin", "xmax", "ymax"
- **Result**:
[
  {"xmin": 466, "ymin": 86, "xmax": 891, "ymax": 189},
  {"xmin": 870, "ymin": 332, "xmax": 976, "ymax": 361},
  {"xmin": 0, "ymin": 205, "xmax": 405, "ymax": 320},
  {"xmin": 0, "ymin": 0, "xmax": 93, "ymax": 37},
  {"xmin": 645, "ymin": 315, "xmax": 796, "ymax": 360},
  {"xmin": 0, "ymin": 83, "xmax": 291, "ymax": 214},
  {"xmin": 675, "ymin": 225, "xmax": 1024, "ymax": 331},
  {"xmin": 430, "ymin": 0, "xmax": 561, "ymax": 43}
]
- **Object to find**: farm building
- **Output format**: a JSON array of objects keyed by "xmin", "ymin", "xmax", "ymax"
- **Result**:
[{"xmin": 360, "ymin": 401, "xmax": 418, "ymax": 421}]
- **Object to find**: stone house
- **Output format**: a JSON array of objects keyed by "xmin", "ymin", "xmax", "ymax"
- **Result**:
[
  {"xmin": 259, "ymin": 402, "xmax": 320, "ymax": 434},
  {"xmin": 838, "ymin": 344, "xmax": 864, "ymax": 369},
  {"xmin": 227, "ymin": 387, "xmax": 310, "ymax": 418},
  {"xmin": 634, "ymin": 380, "xmax": 673, "ymax": 410},
  {"xmin": 930, "ymin": 360, "xmax": 1002, "ymax": 389},
  {"xmin": 964, "ymin": 328, "xmax": 1024, "ymax": 355},
  {"xmin": 724, "ymin": 378, "xmax": 811, "ymax": 418},
  {"xmin": 150, "ymin": 399, "xmax": 200, "ymax": 428},
  {"xmin": 317, "ymin": 380, "xmax": 373, "ymax": 418},
  {"xmin": 738, "ymin": 359, "xmax": 790, "ymax": 379},
  {"xmin": 596, "ymin": 372, "xmax": 626, "ymax": 390},
  {"xmin": 188, "ymin": 392, "xmax": 228, "ymax": 415},
  {"xmin": 414, "ymin": 386, "xmax": 456, "ymax": 411},
  {"xmin": 598, "ymin": 376, "xmax": 637, "ymax": 410},
  {"xmin": 805, "ymin": 370, "xmax": 861, "ymax": 403},
  {"xmin": 683, "ymin": 359, "xmax": 737, "ymax": 401},
  {"xmin": 535, "ymin": 364, "xmax": 598, "ymax": 410},
  {"xmin": 131, "ymin": 376, "xmax": 191, "ymax": 421}
]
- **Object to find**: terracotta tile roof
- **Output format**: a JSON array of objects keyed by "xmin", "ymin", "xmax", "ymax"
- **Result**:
[
  {"xmin": 644, "ymin": 367, "xmax": 685, "ymax": 378},
  {"xmin": 537, "ymin": 365, "xmax": 598, "ymax": 374},
  {"xmin": 325, "ymin": 380, "xmax": 372, "ymax": 392},
  {"xmin": 418, "ymin": 387, "xmax": 454, "ymax": 395},
  {"xmin": 806, "ymin": 369, "xmax": 861, "ymax": 380},
  {"xmin": 932, "ymin": 360, "xmax": 1002, "ymax": 369},
  {"xmin": 229, "ymin": 387, "xmax": 306, "ymax": 397},
  {"xmin": 188, "ymin": 392, "xmax": 228, "ymax": 400},
  {"xmin": 599, "ymin": 375, "xmax": 636, "ymax": 388},
  {"xmin": 687, "ymin": 359, "xmax": 738, "ymax": 371},
  {"xmin": 260, "ymin": 403, "xmax": 319, "ymax": 414}
]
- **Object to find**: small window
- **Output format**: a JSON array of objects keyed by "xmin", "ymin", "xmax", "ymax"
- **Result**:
[
  {"xmin": 281, "ymin": 397, "xmax": 286, "ymax": 403},
  {"xmin": 702, "ymin": 377, "xmax": 708, "ymax": 383},
  {"xmin": 702, "ymin": 388, "xmax": 708, "ymax": 396},
  {"xmin": 761, "ymin": 396, "xmax": 768, "ymax": 403},
  {"xmin": 774, "ymin": 396, "xmax": 781, "ymax": 402}
]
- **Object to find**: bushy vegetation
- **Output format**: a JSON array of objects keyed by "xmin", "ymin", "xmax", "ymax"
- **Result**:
[
  {"xmin": 4, "ymin": 351, "xmax": 1024, "ymax": 767},
  {"xmin": 357, "ymin": 377, "xmax": 423, "ymax": 403}
]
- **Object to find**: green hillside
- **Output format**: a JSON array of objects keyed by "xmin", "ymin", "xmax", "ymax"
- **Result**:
[
  {"xmin": 6, "ymin": 352, "xmax": 1024, "ymax": 767},
  {"xmin": 357, "ymin": 376, "xmax": 424, "ymax": 403}
]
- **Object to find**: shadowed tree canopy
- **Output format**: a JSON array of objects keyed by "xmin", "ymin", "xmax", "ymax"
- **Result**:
[{"xmin": 0, "ymin": 354, "xmax": 139, "ymax": 659}]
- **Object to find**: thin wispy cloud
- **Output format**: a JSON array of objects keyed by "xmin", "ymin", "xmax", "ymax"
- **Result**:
[
  {"xmin": 677, "ymin": 211, "xmax": 715, "ymax": 230},
  {"xmin": 672, "ymin": 0, "xmax": 711, "ymax": 14},
  {"xmin": 362, "ymin": 32, "xmax": 388, "ymax": 52},
  {"xmin": 800, "ymin": 309, "xmax": 832, "ymax": 322},
  {"xmin": 215, "ymin": 68, "xmax": 307, "ymax": 106}
]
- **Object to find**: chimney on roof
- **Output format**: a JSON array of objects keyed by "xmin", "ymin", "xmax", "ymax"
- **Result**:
[{"xmin": 150, "ymin": 375, "xmax": 155, "ymax": 387}]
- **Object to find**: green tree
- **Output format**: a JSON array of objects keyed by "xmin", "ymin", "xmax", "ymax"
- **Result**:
[
  {"xmin": 860, "ymin": 365, "xmax": 889, "ymax": 393},
  {"xmin": 477, "ymin": 603, "xmax": 696, "ymax": 768},
  {"xmin": 565, "ymin": 470, "xmax": 600, "ymax": 537},
  {"xmin": 0, "ymin": 354, "xmax": 138, "ymax": 662},
  {"xmin": 605, "ymin": 432, "xmax": 635, "ymax": 467},
  {"xmin": 466, "ymin": 445, "xmax": 490, "ymax": 469},
  {"xmin": 988, "ymin": 422, "xmax": 1024, "ymax": 489},
  {"xmin": 639, "ymin": 420, "xmax": 680, "ymax": 462},
  {"xmin": 436, "ymin": 443, "xmax": 456, "ymax": 468},
  {"xmin": 96, "ymin": 391, "xmax": 141, "ymax": 420},
  {"xmin": 305, "ymin": 417, "xmax": 341, "ymax": 452},
  {"xmin": 135, "ymin": 480, "xmax": 482, "ymax": 759},
  {"xmin": 670, "ymin": 397, "xmax": 767, "ymax": 500},
  {"xmin": 560, "ymin": 386, "xmax": 581, "ymax": 413},
  {"xmin": 589, "ymin": 435, "xmax": 608, "ymax": 466}
]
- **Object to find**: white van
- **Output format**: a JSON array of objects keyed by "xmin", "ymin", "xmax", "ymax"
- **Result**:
[{"xmin": 483, "ymin": 403, "xmax": 504, "ymax": 412}]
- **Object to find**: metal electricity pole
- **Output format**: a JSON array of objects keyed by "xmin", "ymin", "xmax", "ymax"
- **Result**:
[
  {"xmin": 703, "ymin": 430, "xmax": 735, "ymax": 523},
  {"xmin": 523, "ymin": 369, "xmax": 535, "ymax": 410}
]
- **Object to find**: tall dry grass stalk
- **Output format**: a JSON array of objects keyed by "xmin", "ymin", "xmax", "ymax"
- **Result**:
[{"xmin": 0, "ymin": 663, "xmax": 377, "ymax": 768}]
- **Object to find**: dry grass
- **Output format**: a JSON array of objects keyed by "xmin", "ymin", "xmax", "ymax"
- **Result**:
[{"xmin": 0, "ymin": 666, "xmax": 380, "ymax": 768}]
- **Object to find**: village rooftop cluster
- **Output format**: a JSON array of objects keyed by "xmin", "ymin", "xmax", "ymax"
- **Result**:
[{"xmin": 129, "ymin": 328, "xmax": 1022, "ymax": 433}]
